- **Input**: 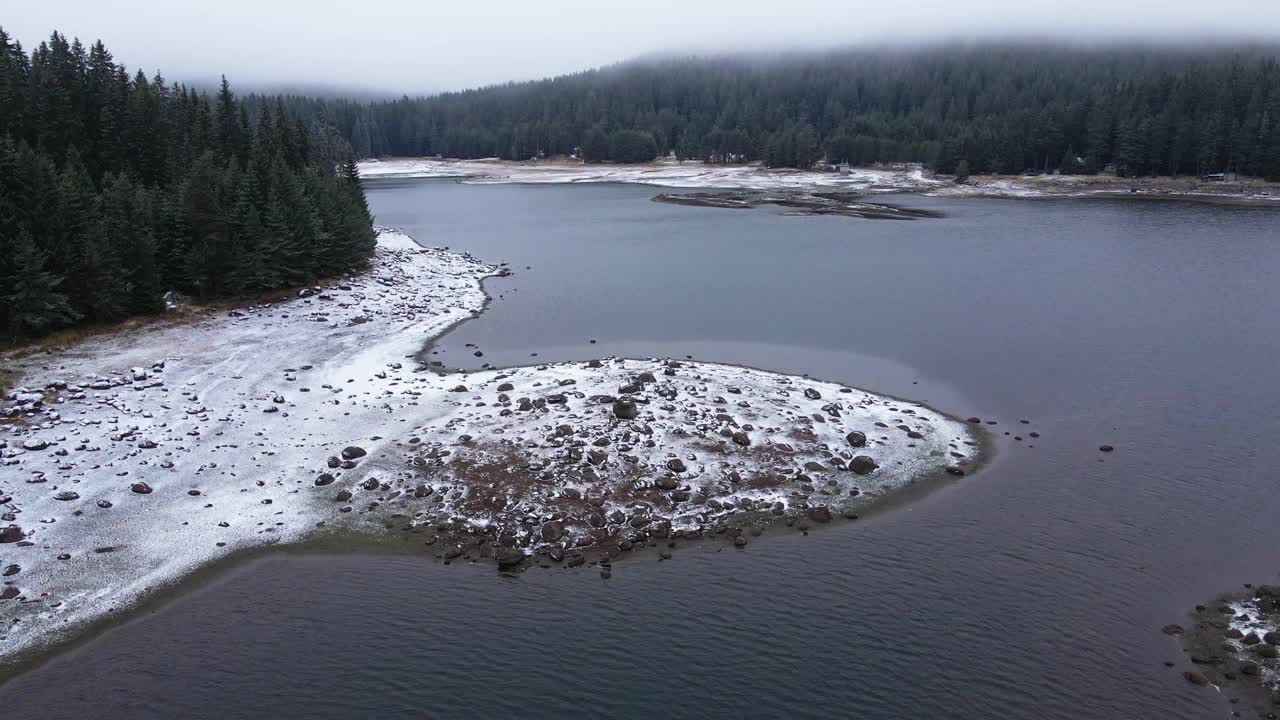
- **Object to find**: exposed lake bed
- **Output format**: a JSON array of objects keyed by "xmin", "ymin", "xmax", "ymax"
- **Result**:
[{"xmin": 3, "ymin": 176, "xmax": 1280, "ymax": 719}]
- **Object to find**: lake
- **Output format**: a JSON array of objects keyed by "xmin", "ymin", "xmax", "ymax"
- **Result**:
[{"xmin": 6, "ymin": 179, "xmax": 1280, "ymax": 719}]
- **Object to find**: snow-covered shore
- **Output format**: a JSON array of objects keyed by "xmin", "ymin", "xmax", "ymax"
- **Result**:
[
  {"xmin": 358, "ymin": 157, "xmax": 941, "ymax": 193},
  {"xmin": 359, "ymin": 157, "xmax": 1280, "ymax": 203},
  {"xmin": 0, "ymin": 228, "xmax": 980, "ymax": 666}
]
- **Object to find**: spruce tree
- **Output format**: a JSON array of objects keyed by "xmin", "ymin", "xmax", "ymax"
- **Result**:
[{"xmin": 5, "ymin": 228, "xmax": 78, "ymax": 338}]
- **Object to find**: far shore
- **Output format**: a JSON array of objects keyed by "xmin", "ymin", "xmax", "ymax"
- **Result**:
[{"xmin": 357, "ymin": 157, "xmax": 1280, "ymax": 204}]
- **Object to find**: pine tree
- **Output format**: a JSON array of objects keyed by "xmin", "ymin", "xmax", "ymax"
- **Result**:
[{"xmin": 6, "ymin": 228, "xmax": 78, "ymax": 338}]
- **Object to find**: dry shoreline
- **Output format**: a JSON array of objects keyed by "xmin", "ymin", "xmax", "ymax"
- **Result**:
[{"xmin": 0, "ymin": 226, "xmax": 992, "ymax": 683}]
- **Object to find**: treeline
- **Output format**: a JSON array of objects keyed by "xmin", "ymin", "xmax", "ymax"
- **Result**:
[
  {"xmin": 0, "ymin": 28, "xmax": 377, "ymax": 340},
  {"xmin": 278, "ymin": 45, "xmax": 1280, "ymax": 179}
]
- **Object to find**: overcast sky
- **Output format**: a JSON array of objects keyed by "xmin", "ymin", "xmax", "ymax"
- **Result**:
[{"xmin": 5, "ymin": 0, "xmax": 1280, "ymax": 94}]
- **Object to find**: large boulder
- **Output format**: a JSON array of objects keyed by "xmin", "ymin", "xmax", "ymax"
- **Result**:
[
  {"xmin": 845, "ymin": 431, "xmax": 867, "ymax": 448},
  {"xmin": 0, "ymin": 525, "xmax": 23, "ymax": 543},
  {"xmin": 341, "ymin": 446, "xmax": 367, "ymax": 460}
]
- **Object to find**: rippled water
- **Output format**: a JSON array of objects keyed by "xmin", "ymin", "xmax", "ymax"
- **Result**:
[{"xmin": 7, "ymin": 181, "xmax": 1280, "ymax": 719}]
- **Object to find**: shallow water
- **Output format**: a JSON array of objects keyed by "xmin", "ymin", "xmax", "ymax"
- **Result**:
[{"xmin": 6, "ymin": 180, "xmax": 1280, "ymax": 719}]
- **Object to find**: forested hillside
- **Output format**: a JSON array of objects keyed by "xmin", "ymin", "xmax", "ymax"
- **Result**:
[
  {"xmin": 0, "ymin": 28, "xmax": 376, "ymax": 341},
  {"xmin": 280, "ymin": 45, "xmax": 1280, "ymax": 179}
]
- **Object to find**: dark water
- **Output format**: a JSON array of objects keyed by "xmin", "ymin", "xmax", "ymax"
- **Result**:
[{"xmin": 8, "ymin": 180, "xmax": 1280, "ymax": 719}]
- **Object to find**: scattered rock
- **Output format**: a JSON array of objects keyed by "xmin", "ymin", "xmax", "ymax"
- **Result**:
[
  {"xmin": 613, "ymin": 400, "xmax": 638, "ymax": 420},
  {"xmin": 848, "ymin": 456, "xmax": 878, "ymax": 475}
]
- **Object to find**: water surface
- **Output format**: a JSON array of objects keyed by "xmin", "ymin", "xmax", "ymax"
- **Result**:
[{"xmin": 7, "ymin": 180, "xmax": 1280, "ymax": 719}]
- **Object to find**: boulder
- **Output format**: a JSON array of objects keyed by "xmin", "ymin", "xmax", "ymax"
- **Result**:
[
  {"xmin": 848, "ymin": 456, "xmax": 878, "ymax": 475},
  {"xmin": 495, "ymin": 547, "xmax": 526, "ymax": 568},
  {"xmin": 613, "ymin": 400, "xmax": 638, "ymax": 420},
  {"xmin": 341, "ymin": 446, "xmax": 367, "ymax": 460},
  {"xmin": 845, "ymin": 431, "xmax": 867, "ymax": 448},
  {"xmin": 130, "ymin": 482, "xmax": 153, "ymax": 494},
  {"xmin": 315, "ymin": 473, "xmax": 336, "ymax": 487},
  {"xmin": 540, "ymin": 521, "xmax": 564, "ymax": 543},
  {"xmin": 0, "ymin": 525, "xmax": 23, "ymax": 543}
]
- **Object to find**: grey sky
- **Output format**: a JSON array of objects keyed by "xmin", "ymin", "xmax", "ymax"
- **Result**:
[{"xmin": 5, "ymin": 0, "xmax": 1280, "ymax": 94}]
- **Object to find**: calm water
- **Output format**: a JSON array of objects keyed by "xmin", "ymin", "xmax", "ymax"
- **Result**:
[{"xmin": 7, "ymin": 180, "xmax": 1280, "ymax": 719}]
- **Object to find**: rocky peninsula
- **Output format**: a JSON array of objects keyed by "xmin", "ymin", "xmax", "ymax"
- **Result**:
[{"xmin": 0, "ymin": 228, "xmax": 982, "ymax": 668}]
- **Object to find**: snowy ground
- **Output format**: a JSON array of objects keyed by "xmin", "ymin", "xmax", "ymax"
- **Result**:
[
  {"xmin": 0, "ymin": 228, "xmax": 978, "ymax": 665},
  {"xmin": 358, "ymin": 157, "xmax": 943, "ymax": 193},
  {"xmin": 359, "ymin": 158, "xmax": 1280, "ymax": 203}
]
